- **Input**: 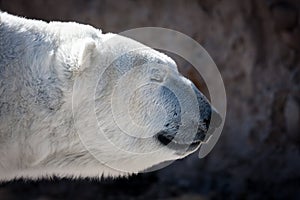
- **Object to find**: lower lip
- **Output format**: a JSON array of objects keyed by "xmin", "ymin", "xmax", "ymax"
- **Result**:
[
  {"xmin": 166, "ymin": 140, "xmax": 201, "ymax": 152},
  {"xmin": 156, "ymin": 133, "xmax": 201, "ymax": 152},
  {"xmin": 174, "ymin": 142, "xmax": 201, "ymax": 156}
]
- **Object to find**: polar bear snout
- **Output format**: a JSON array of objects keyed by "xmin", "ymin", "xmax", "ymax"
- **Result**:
[{"xmin": 156, "ymin": 82, "xmax": 222, "ymax": 153}]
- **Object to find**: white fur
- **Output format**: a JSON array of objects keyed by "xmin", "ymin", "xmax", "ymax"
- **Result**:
[{"xmin": 0, "ymin": 12, "xmax": 211, "ymax": 181}]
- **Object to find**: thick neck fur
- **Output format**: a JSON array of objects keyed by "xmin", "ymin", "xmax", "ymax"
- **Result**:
[
  {"xmin": 0, "ymin": 12, "xmax": 129, "ymax": 181},
  {"xmin": 0, "ymin": 12, "xmax": 193, "ymax": 181}
]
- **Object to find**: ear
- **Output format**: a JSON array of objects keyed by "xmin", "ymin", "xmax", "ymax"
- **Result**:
[{"xmin": 68, "ymin": 38, "xmax": 96, "ymax": 74}]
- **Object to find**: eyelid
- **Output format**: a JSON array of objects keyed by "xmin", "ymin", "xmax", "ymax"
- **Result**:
[{"xmin": 150, "ymin": 67, "xmax": 168, "ymax": 82}]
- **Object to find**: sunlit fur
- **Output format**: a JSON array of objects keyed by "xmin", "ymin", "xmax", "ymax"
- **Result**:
[{"xmin": 0, "ymin": 12, "xmax": 211, "ymax": 181}]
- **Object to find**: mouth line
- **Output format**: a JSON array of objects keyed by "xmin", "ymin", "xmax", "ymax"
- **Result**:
[{"xmin": 157, "ymin": 133, "xmax": 201, "ymax": 151}]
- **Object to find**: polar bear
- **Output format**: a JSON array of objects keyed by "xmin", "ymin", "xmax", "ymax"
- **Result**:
[{"xmin": 0, "ymin": 12, "xmax": 221, "ymax": 181}]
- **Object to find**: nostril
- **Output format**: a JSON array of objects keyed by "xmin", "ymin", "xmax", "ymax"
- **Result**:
[
  {"xmin": 194, "ymin": 130, "xmax": 206, "ymax": 142},
  {"xmin": 203, "ymin": 118, "xmax": 210, "ymax": 130}
]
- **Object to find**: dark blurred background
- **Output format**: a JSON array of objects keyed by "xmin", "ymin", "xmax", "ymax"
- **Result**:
[{"xmin": 0, "ymin": 0, "xmax": 300, "ymax": 199}]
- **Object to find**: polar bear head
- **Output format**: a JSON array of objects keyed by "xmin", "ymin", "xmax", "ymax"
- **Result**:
[{"xmin": 52, "ymin": 22, "xmax": 222, "ymax": 175}]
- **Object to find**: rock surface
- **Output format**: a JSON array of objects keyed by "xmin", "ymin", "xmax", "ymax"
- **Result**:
[{"xmin": 0, "ymin": 0, "xmax": 299, "ymax": 199}]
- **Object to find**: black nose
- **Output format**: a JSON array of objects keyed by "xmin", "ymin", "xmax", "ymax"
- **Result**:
[
  {"xmin": 193, "ymin": 106, "xmax": 222, "ymax": 143},
  {"xmin": 210, "ymin": 107, "xmax": 222, "ymax": 128},
  {"xmin": 156, "ymin": 83, "xmax": 222, "ymax": 148},
  {"xmin": 203, "ymin": 106, "xmax": 222, "ymax": 129},
  {"xmin": 191, "ymin": 83, "xmax": 222, "ymax": 141}
]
